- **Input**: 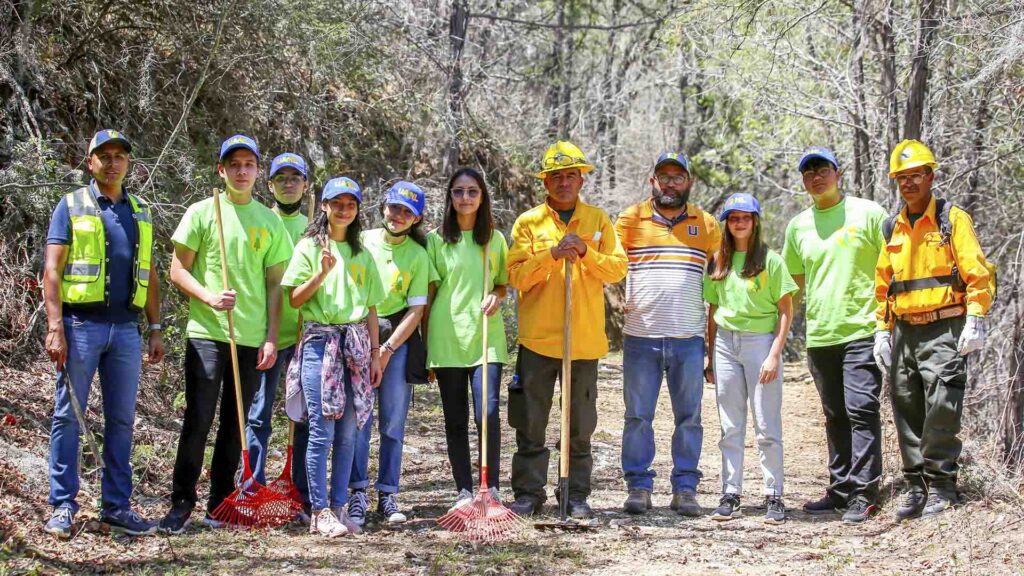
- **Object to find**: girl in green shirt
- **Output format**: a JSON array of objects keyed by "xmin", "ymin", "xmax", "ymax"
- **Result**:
[
  {"xmin": 424, "ymin": 167, "xmax": 509, "ymax": 510},
  {"xmin": 347, "ymin": 181, "xmax": 431, "ymax": 526},
  {"xmin": 282, "ymin": 177, "xmax": 384, "ymax": 538},
  {"xmin": 703, "ymin": 193, "xmax": 796, "ymax": 524}
]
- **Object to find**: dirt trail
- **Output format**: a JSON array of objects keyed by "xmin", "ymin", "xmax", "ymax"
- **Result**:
[{"xmin": 2, "ymin": 356, "xmax": 1023, "ymax": 575}]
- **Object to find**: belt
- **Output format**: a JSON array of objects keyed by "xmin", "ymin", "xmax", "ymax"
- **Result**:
[{"xmin": 897, "ymin": 304, "xmax": 966, "ymax": 326}]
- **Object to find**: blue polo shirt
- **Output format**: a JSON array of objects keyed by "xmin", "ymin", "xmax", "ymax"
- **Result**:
[{"xmin": 46, "ymin": 181, "xmax": 140, "ymax": 324}]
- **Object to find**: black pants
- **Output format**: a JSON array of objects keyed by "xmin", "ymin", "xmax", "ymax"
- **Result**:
[
  {"xmin": 171, "ymin": 338, "xmax": 261, "ymax": 513},
  {"xmin": 508, "ymin": 345, "xmax": 599, "ymax": 503},
  {"xmin": 806, "ymin": 336, "xmax": 882, "ymax": 504},
  {"xmin": 434, "ymin": 364, "xmax": 502, "ymax": 492}
]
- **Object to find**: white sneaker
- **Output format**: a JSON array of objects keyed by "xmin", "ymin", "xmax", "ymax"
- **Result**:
[
  {"xmin": 309, "ymin": 508, "xmax": 348, "ymax": 538},
  {"xmin": 449, "ymin": 488, "xmax": 473, "ymax": 511}
]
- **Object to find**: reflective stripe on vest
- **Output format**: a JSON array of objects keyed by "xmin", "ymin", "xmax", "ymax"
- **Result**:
[{"xmin": 60, "ymin": 187, "xmax": 154, "ymax": 311}]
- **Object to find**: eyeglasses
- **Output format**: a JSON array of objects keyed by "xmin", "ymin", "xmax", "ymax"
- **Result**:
[
  {"xmin": 657, "ymin": 174, "xmax": 690, "ymax": 185},
  {"xmin": 452, "ymin": 187, "xmax": 481, "ymax": 199},
  {"xmin": 271, "ymin": 174, "xmax": 305, "ymax": 185},
  {"xmin": 801, "ymin": 166, "xmax": 834, "ymax": 180},
  {"xmin": 544, "ymin": 153, "xmax": 586, "ymax": 170},
  {"xmin": 894, "ymin": 173, "xmax": 928, "ymax": 186}
]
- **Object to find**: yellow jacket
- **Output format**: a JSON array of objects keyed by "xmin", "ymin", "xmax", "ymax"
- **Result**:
[
  {"xmin": 875, "ymin": 196, "xmax": 992, "ymax": 329},
  {"xmin": 508, "ymin": 199, "xmax": 628, "ymax": 359}
]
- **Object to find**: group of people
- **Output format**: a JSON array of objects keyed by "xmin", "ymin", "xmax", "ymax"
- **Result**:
[{"xmin": 40, "ymin": 129, "xmax": 992, "ymax": 540}]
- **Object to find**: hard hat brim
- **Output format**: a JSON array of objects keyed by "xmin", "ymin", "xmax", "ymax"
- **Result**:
[
  {"xmin": 536, "ymin": 163, "xmax": 594, "ymax": 179},
  {"xmin": 888, "ymin": 160, "xmax": 939, "ymax": 179}
]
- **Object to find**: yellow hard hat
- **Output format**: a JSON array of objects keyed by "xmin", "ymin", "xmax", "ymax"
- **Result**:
[
  {"xmin": 889, "ymin": 139, "xmax": 938, "ymax": 178},
  {"xmin": 536, "ymin": 140, "xmax": 594, "ymax": 179}
]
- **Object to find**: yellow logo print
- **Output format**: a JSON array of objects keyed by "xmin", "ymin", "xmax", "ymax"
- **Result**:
[
  {"xmin": 348, "ymin": 263, "xmax": 367, "ymax": 287},
  {"xmin": 746, "ymin": 270, "xmax": 767, "ymax": 292},
  {"xmin": 397, "ymin": 187, "xmax": 419, "ymax": 202},
  {"xmin": 108, "ymin": 130, "xmax": 120, "ymax": 138},
  {"xmin": 391, "ymin": 270, "xmax": 410, "ymax": 293},
  {"xmin": 248, "ymin": 227, "xmax": 269, "ymax": 251},
  {"xmin": 836, "ymin": 226, "xmax": 859, "ymax": 247}
]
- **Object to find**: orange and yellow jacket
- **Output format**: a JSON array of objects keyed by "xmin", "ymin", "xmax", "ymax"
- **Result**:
[
  {"xmin": 508, "ymin": 199, "xmax": 628, "ymax": 360},
  {"xmin": 875, "ymin": 195, "xmax": 992, "ymax": 330}
]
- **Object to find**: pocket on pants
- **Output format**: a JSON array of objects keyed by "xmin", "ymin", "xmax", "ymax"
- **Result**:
[{"xmin": 507, "ymin": 387, "xmax": 526, "ymax": 429}]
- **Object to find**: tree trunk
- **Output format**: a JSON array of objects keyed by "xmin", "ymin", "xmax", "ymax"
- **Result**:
[
  {"xmin": 851, "ymin": 0, "xmax": 873, "ymax": 199},
  {"xmin": 904, "ymin": 0, "xmax": 940, "ymax": 141},
  {"xmin": 876, "ymin": 0, "xmax": 900, "ymax": 208},
  {"xmin": 443, "ymin": 0, "xmax": 469, "ymax": 174},
  {"xmin": 963, "ymin": 82, "xmax": 992, "ymax": 215},
  {"xmin": 545, "ymin": 1, "xmax": 570, "ymax": 140}
]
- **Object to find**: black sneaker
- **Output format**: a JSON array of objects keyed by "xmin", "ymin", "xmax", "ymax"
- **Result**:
[
  {"xmin": 567, "ymin": 499, "xmax": 594, "ymax": 519},
  {"xmin": 841, "ymin": 496, "xmax": 876, "ymax": 524},
  {"xmin": 895, "ymin": 487, "xmax": 927, "ymax": 520},
  {"xmin": 100, "ymin": 508, "xmax": 157, "ymax": 536},
  {"xmin": 764, "ymin": 496, "xmax": 786, "ymax": 524},
  {"xmin": 803, "ymin": 493, "xmax": 845, "ymax": 515},
  {"xmin": 346, "ymin": 490, "xmax": 367, "ymax": 527},
  {"xmin": 158, "ymin": 502, "xmax": 193, "ymax": 535},
  {"xmin": 378, "ymin": 493, "xmax": 407, "ymax": 524},
  {"xmin": 509, "ymin": 496, "xmax": 540, "ymax": 517},
  {"xmin": 710, "ymin": 494, "xmax": 741, "ymax": 521}
]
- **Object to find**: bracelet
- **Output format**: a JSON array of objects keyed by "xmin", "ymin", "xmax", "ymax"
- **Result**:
[
  {"xmin": 148, "ymin": 323, "xmax": 163, "ymax": 332},
  {"xmin": 383, "ymin": 342, "xmax": 396, "ymax": 354},
  {"xmin": 370, "ymin": 346, "xmax": 381, "ymax": 352}
]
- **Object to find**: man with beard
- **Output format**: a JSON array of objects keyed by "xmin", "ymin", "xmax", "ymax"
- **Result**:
[
  {"xmin": 613, "ymin": 152, "xmax": 721, "ymax": 516},
  {"xmin": 244, "ymin": 153, "xmax": 312, "ymax": 518}
]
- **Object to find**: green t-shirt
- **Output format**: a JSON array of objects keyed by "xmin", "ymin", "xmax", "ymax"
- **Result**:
[
  {"xmin": 703, "ymin": 250, "xmax": 798, "ymax": 334},
  {"xmin": 276, "ymin": 211, "xmax": 308, "ymax": 347},
  {"xmin": 171, "ymin": 195, "xmax": 294, "ymax": 348},
  {"xmin": 362, "ymin": 228, "xmax": 431, "ymax": 317},
  {"xmin": 781, "ymin": 195, "xmax": 887, "ymax": 347},
  {"xmin": 281, "ymin": 237, "xmax": 385, "ymax": 326},
  {"xmin": 426, "ymin": 230, "xmax": 509, "ymax": 368}
]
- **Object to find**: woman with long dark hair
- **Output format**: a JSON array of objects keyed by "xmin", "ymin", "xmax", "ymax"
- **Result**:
[
  {"xmin": 282, "ymin": 177, "xmax": 384, "ymax": 537},
  {"xmin": 423, "ymin": 167, "xmax": 509, "ymax": 510},
  {"xmin": 703, "ymin": 193, "xmax": 796, "ymax": 524}
]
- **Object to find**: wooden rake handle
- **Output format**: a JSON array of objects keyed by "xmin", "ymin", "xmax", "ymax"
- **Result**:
[
  {"xmin": 560, "ymin": 258, "xmax": 572, "ymax": 478},
  {"xmin": 480, "ymin": 244, "xmax": 491, "ymax": 472}
]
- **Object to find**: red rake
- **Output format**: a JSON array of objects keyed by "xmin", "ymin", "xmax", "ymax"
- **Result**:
[
  {"xmin": 208, "ymin": 187, "xmax": 301, "ymax": 528},
  {"xmin": 266, "ymin": 421, "xmax": 304, "ymax": 507},
  {"xmin": 437, "ymin": 246, "xmax": 522, "ymax": 542}
]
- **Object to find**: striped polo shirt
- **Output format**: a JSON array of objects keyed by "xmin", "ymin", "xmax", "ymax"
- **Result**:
[{"xmin": 614, "ymin": 199, "xmax": 721, "ymax": 338}]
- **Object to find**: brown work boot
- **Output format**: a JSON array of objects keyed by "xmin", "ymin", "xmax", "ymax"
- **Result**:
[{"xmin": 623, "ymin": 489, "xmax": 652, "ymax": 515}]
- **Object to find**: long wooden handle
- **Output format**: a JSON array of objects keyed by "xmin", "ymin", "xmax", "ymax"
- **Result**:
[
  {"xmin": 212, "ymin": 188, "xmax": 249, "ymax": 456},
  {"xmin": 560, "ymin": 258, "xmax": 572, "ymax": 478},
  {"xmin": 479, "ymin": 245, "xmax": 490, "ymax": 471}
]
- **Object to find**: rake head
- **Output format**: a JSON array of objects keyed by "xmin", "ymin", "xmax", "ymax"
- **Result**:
[
  {"xmin": 437, "ymin": 484, "xmax": 522, "ymax": 542},
  {"xmin": 209, "ymin": 455, "xmax": 302, "ymax": 528},
  {"xmin": 266, "ymin": 446, "xmax": 304, "ymax": 507}
]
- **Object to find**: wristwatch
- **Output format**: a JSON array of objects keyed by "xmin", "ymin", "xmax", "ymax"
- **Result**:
[{"xmin": 148, "ymin": 323, "xmax": 163, "ymax": 333}]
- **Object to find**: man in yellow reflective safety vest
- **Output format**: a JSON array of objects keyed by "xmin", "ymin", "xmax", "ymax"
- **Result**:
[
  {"xmin": 42, "ymin": 129, "xmax": 165, "ymax": 539},
  {"xmin": 874, "ymin": 139, "xmax": 993, "ymax": 520}
]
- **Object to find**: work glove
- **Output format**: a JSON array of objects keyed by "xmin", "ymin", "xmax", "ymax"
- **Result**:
[
  {"xmin": 873, "ymin": 330, "xmax": 892, "ymax": 374},
  {"xmin": 957, "ymin": 316, "xmax": 985, "ymax": 356}
]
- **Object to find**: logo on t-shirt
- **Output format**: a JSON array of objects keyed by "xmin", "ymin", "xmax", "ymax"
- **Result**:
[
  {"xmin": 390, "ymin": 270, "xmax": 410, "ymax": 294},
  {"xmin": 687, "ymin": 225, "xmax": 699, "ymax": 236},
  {"xmin": 348, "ymin": 263, "xmax": 367, "ymax": 288},
  {"xmin": 248, "ymin": 227, "xmax": 270, "ymax": 252},
  {"xmin": 836, "ymin": 226, "xmax": 859, "ymax": 247}
]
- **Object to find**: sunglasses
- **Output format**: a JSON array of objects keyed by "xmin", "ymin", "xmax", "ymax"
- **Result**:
[{"xmin": 452, "ymin": 187, "xmax": 481, "ymax": 199}]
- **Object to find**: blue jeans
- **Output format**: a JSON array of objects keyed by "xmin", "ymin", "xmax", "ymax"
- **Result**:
[
  {"xmin": 245, "ymin": 344, "xmax": 309, "ymax": 505},
  {"xmin": 49, "ymin": 318, "xmax": 141, "ymax": 513},
  {"xmin": 350, "ymin": 342, "xmax": 411, "ymax": 494},
  {"xmin": 621, "ymin": 335, "xmax": 705, "ymax": 493},
  {"xmin": 301, "ymin": 335, "xmax": 359, "ymax": 510}
]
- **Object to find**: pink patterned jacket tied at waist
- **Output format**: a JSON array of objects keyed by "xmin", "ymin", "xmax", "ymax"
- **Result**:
[{"xmin": 285, "ymin": 320, "xmax": 374, "ymax": 429}]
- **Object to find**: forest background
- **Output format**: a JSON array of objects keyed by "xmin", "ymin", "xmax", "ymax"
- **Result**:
[{"xmin": 1, "ymin": 0, "xmax": 1023, "ymax": 565}]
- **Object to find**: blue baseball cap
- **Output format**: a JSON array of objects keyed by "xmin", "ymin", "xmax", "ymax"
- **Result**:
[
  {"xmin": 798, "ymin": 146, "xmax": 838, "ymax": 172},
  {"xmin": 88, "ymin": 129, "xmax": 132, "ymax": 155},
  {"xmin": 385, "ymin": 181, "xmax": 425, "ymax": 217},
  {"xmin": 654, "ymin": 152, "xmax": 690, "ymax": 173},
  {"xmin": 719, "ymin": 193, "xmax": 761, "ymax": 221},
  {"xmin": 269, "ymin": 153, "xmax": 308, "ymax": 179},
  {"xmin": 219, "ymin": 134, "xmax": 260, "ymax": 162},
  {"xmin": 322, "ymin": 177, "xmax": 361, "ymax": 203}
]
